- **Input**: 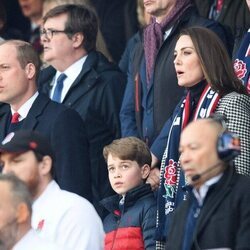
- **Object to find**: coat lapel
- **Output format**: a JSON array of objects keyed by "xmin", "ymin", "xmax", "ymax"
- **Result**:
[
  {"xmin": 22, "ymin": 94, "xmax": 50, "ymax": 130},
  {"xmin": 63, "ymin": 52, "xmax": 99, "ymax": 105},
  {"xmin": 0, "ymin": 104, "xmax": 11, "ymax": 141},
  {"xmin": 195, "ymin": 168, "xmax": 234, "ymax": 236},
  {"xmin": 38, "ymin": 66, "xmax": 57, "ymax": 95}
]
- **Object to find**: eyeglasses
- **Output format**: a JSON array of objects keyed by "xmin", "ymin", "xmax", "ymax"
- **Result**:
[{"xmin": 40, "ymin": 28, "xmax": 70, "ymax": 39}]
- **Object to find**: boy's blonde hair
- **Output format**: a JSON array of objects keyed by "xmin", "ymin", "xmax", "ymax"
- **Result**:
[{"xmin": 103, "ymin": 137, "xmax": 152, "ymax": 167}]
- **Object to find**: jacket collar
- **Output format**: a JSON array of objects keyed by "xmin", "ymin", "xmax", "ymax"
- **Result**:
[{"xmin": 100, "ymin": 184, "xmax": 153, "ymax": 215}]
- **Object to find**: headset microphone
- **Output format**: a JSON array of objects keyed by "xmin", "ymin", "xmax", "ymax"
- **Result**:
[
  {"xmin": 191, "ymin": 144, "xmax": 240, "ymax": 182},
  {"xmin": 191, "ymin": 161, "xmax": 222, "ymax": 182}
]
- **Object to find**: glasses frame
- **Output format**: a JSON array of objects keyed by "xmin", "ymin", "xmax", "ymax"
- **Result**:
[{"xmin": 40, "ymin": 28, "xmax": 71, "ymax": 39}]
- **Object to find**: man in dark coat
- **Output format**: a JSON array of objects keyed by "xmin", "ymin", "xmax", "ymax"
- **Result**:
[
  {"xmin": 38, "ymin": 4, "xmax": 126, "ymax": 216},
  {"xmin": 194, "ymin": 0, "xmax": 250, "ymax": 38},
  {"xmin": 0, "ymin": 39, "xmax": 92, "ymax": 202},
  {"xmin": 119, "ymin": 0, "xmax": 232, "ymax": 191},
  {"xmin": 166, "ymin": 117, "xmax": 250, "ymax": 250}
]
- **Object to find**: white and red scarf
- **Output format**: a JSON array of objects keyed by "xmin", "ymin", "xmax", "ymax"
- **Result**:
[{"xmin": 155, "ymin": 84, "xmax": 220, "ymax": 241}]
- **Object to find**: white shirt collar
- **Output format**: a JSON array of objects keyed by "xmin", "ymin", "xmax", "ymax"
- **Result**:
[
  {"xmin": 11, "ymin": 92, "xmax": 39, "ymax": 121},
  {"xmin": 193, "ymin": 173, "xmax": 223, "ymax": 206},
  {"xmin": 164, "ymin": 27, "xmax": 173, "ymax": 40},
  {"xmin": 33, "ymin": 180, "xmax": 58, "ymax": 207},
  {"xmin": 51, "ymin": 55, "xmax": 87, "ymax": 102}
]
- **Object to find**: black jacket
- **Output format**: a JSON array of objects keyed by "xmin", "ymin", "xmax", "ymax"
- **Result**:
[
  {"xmin": 0, "ymin": 94, "xmax": 92, "ymax": 201},
  {"xmin": 120, "ymin": 6, "xmax": 232, "ymax": 144},
  {"xmin": 167, "ymin": 167, "xmax": 250, "ymax": 249},
  {"xmin": 38, "ymin": 51, "xmax": 126, "ymax": 216},
  {"xmin": 194, "ymin": 0, "xmax": 250, "ymax": 37},
  {"xmin": 101, "ymin": 184, "xmax": 157, "ymax": 249}
]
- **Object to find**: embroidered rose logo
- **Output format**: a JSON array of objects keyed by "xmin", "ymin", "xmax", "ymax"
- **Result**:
[
  {"xmin": 164, "ymin": 159, "xmax": 177, "ymax": 185},
  {"xmin": 234, "ymin": 59, "xmax": 247, "ymax": 79}
]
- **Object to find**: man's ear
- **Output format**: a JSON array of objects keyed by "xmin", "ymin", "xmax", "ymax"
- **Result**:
[
  {"xmin": 39, "ymin": 155, "xmax": 52, "ymax": 176},
  {"xmin": 16, "ymin": 203, "xmax": 30, "ymax": 223},
  {"xmin": 72, "ymin": 32, "xmax": 84, "ymax": 49},
  {"xmin": 25, "ymin": 63, "xmax": 36, "ymax": 80},
  {"xmin": 141, "ymin": 164, "xmax": 151, "ymax": 180}
]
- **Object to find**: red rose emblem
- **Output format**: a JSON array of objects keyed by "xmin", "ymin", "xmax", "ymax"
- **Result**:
[
  {"xmin": 234, "ymin": 59, "xmax": 247, "ymax": 79},
  {"xmin": 164, "ymin": 159, "xmax": 177, "ymax": 185}
]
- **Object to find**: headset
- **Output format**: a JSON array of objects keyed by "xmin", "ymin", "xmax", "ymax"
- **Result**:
[{"xmin": 210, "ymin": 114, "xmax": 241, "ymax": 162}]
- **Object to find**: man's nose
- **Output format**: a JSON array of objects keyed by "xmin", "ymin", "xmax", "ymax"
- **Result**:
[
  {"xmin": 179, "ymin": 151, "xmax": 190, "ymax": 165},
  {"xmin": 1, "ymin": 163, "xmax": 10, "ymax": 174}
]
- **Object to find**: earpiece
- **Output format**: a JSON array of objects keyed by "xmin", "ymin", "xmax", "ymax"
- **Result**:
[
  {"xmin": 210, "ymin": 114, "xmax": 241, "ymax": 161},
  {"xmin": 217, "ymin": 131, "xmax": 241, "ymax": 161}
]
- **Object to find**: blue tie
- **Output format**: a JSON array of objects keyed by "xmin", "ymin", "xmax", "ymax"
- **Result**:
[
  {"xmin": 52, "ymin": 73, "xmax": 67, "ymax": 103},
  {"xmin": 182, "ymin": 195, "xmax": 201, "ymax": 250}
]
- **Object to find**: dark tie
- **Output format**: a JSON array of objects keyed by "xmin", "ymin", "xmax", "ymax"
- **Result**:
[
  {"xmin": 11, "ymin": 112, "xmax": 20, "ymax": 124},
  {"xmin": 182, "ymin": 196, "xmax": 201, "ymax": 250},
  {"xmin": 52, "ymin": 73, "xmax": 67, "ymax": 103}
]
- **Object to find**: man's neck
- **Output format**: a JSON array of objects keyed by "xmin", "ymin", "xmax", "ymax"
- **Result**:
[
  {"xmin": 30, "ymin": 15, "xmax": 42, "ymax": 26},
  {"xmin": 155, "ymin": 4, "xmax": 175, "ymax": 23},
  {"xmin": 32, "ymin": 177, "xmax": 52, "ymax": 201},
  {"xmin": 52, "ymin": 50, "xmax": 87, "ymax": 72}
]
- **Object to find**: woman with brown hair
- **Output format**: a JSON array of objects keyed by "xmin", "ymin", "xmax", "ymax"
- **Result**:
[{"xmin": 152, "ymin": 26, "xmax": 250, "ymax": 248}]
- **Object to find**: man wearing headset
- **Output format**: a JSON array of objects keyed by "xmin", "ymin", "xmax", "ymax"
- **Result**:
[{"xmin": 166, "ymin": 117, "xmax": 250, "ymax": 250}]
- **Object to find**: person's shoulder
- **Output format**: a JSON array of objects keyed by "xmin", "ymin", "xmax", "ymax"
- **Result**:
[
  {"xmin": 58, "ymin": 187, "xmax": 95, "ymax": 211},
  {"xmin": 130, "ymin": 184, "xmax": 156, "ymax": 210},
  {"xmin": 38, "ymin": 66, "xmax": 56, "ymax": 86},
  {"xmin": 221, "ymin": 92, "xmax": 250, "ymax": 105},
  {"xmin": 37, "ymin": 93, "xmax": 66, "ymax": 113},
  {"xmin": 88, "ymin": 51, "xmax": 125, "ymax": 76},
  {"xmin": 182, "ymin": 7, "xmax": 227, "ymax": 32},
  {"xmin": 38, "ymin": 93, "xmax": 79, "ymax": 114},
  {"xmin": 234, "ymin": 173, "xmax": 250, "ymax": 191}
]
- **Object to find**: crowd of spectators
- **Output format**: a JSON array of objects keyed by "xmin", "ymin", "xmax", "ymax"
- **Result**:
[{"xmin": 0, "ymin": 0, "xmax": 249, "ymax": 249}]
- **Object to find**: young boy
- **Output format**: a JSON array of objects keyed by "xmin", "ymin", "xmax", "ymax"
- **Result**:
[{"xmin": 101, "ymin": 137, "xmax": 156, "ymax": 249}]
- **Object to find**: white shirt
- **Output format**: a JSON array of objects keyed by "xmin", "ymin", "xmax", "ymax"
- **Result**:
[
  {"xmin": 11, "ymin": 92, "xmax": 38, "ymax": 121},
  {"xmin": 193, "ymin": 173, "xmax": 223, "ymax": 206},
  {"xmin": 50, "ymin": 56, "xmax": 87, "ymax": 102},
  {"xmin": 32, "ymin": 180, "xmax": 104, "ymax": 250},
  {"xmin": 164, "ymin": 27, "xmax": 173, "ymax": 40},
  {"xmin": 13, "ymin": 229, "xmax": 63, "ymax": 250}
]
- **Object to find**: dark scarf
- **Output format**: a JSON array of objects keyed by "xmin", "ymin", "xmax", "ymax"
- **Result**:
[
  {"xmin": 234, "ymin": 29, "xmax": 250, "ymax": 93},
  {"xmin": 155, "ymin": 82, "xmax": 220, "ymax": 241},
  {"xmin": 143, "ymin": 0, "xmax": 192, "ymax": 86}
]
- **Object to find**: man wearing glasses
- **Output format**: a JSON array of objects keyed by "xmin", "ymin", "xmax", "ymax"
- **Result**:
[{"xmin": 38, "ymin": 4, "xmax": 126, "ymax": 217}]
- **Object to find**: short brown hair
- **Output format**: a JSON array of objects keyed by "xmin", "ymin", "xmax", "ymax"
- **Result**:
[
  {"xmin": 43, "ymin": 4, "xmax": 97, "ymax": 52},
  {"xmin": 0, "ymin": 40, "xmax": 41, "ymax": 80},
  {"xmin": 103, "ymin": 137, "xmax": 152, "ymax": 167}
]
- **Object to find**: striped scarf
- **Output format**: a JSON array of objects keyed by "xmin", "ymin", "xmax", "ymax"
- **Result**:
[
  {"xmin": 234, "ymin": 29, "xmax": 250, "ymax": 93},
  {"xmin": 155, "ymin": 84, "xmax": 220, "ymax": 242}
]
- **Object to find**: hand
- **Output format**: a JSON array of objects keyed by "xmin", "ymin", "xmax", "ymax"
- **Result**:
[{"xmin": 146, "ymin": 167, "xmax": 160, "ymax": 191}]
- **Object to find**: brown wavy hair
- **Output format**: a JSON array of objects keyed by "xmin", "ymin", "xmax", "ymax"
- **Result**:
[{"xmin": 178, "ymin": 27, "xmax": 248, "ymax": 96}]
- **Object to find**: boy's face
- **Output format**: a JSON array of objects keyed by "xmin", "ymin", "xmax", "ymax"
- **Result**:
[{"xmin": 107, "ymin": 154, "xmax": 150, "ymax": 196}]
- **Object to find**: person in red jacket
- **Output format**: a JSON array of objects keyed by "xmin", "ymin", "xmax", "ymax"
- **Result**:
[{"xmin": 101, "ymin": 137, "xmax": 156, "ymax": 250}]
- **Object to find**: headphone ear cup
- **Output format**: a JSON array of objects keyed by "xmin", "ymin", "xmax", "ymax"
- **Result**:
[{"xmin": 217, "ymin": 132, "xmax": 241, "ymax": 161}]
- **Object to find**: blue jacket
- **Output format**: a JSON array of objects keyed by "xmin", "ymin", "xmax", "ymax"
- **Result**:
[{"xmin": 101, "ymin": 184, "xmax": 156, "ymax": 250}]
